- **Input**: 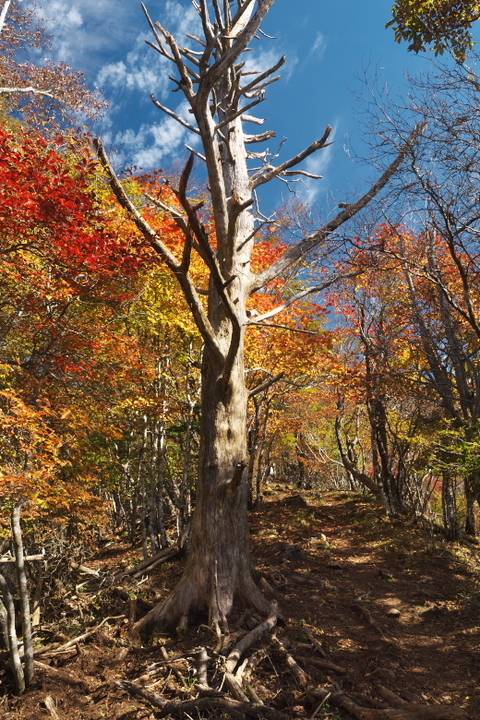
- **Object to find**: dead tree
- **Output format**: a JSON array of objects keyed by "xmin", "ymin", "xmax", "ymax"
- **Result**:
[{"xmin": 96, "ymin": 0, "xmax": 422, "ymax": 635}]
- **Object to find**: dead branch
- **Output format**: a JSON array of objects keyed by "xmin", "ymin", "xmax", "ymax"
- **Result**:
[
  {"xmin": 195, "ymin": 646, "xmax": 210, "ymax": 686},
  {"xmin": 131, "ymin": 547, "xmax": 181, "ymax": 579},
  {"xmin": 236, "ymin": 648, "xmax": 268, "ymax": 684},
  {"xmin": 352, "ymin": 601, "xmax": 389, "ymax": 640},
  {"xmin": 249, "ymin": 371, "xmax": 285, "ymax": 398},
  {"xmin": 248, "ymin": 273, "xmax": 360, "ymax": 325},
  {"xmin": 225, "ymin": 671, "xmax": 251, "ymax": 701},
  {"xmin": 35, "ymin": 615, "xmax": 125, "ymax": 657},
  {"xmin": 225, "ymin": 600, "xmax": 277, "ymax": 673},
  {"xmin": 43, "ymin": 695, "xmax": 60, "ymax": 720},
  {"xmin": 70, "ymin": 563, "xmax": 100, "ymax": 578},
  {"xmin": 251, "ymin": 122, "xmax": 426, "ymax": 293},
  {"xmin": 251, "ymin": 128, "xmax": 332, "ymax": 189},
  {"xmin": 245, "ymin": 131, "xmax": 276, "ymax": 143},
  {"xmin": 0, "ymin": 86, "xmax": 57, "ymax": 99},
  {"xmin": 271, "ymin": 636, "xmax": 308, "ymax": 689},
  {"xmin": 303, "ymin": 626, "xmax": 327, "ymax": 658},
  {"xmin": 376, "ymin": 686, "xmax": 408, "ymax": 707},
  {"xmin": 94, "ymin": 137, "xmax": 224, "ymax": 366},
  {"xmin": 0, "ymin": 554, "xmax": 44, "ymax": 563},
  {"xmin": 0, "ymin": 0, "xmax": 12, "ymax": 35},
  {"xmin": 238, "ymin": 56, "xmax": 286, "ymax": 98},
  {"xmin": 296, "ymin": 653, "xmax": 346, "ymax": 675}
]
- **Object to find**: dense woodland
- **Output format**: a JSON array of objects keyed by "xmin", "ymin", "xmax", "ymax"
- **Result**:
[{"xmin": 1, "ymin": 1, "xmax": 480, "ymax": 719}]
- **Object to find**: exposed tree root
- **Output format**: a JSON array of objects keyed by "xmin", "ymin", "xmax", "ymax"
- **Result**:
[
  {"xmin": 308, "ymin": 688, "xmax": 469, "ymax": 720},
  {"xmin": 117, "ymin": 606, "xmax": 471, "ymax": 720},
  {"xmin": 116, "ymin": 680, "xmax": 289, "ymax": 720},
  {"xmin": 133, "ymin": 564, "xmax": 270, "ymax": 639}
]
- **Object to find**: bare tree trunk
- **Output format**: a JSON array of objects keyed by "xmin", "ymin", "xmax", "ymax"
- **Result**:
[
  {"xmin": 11, "ymin": 500, "xmax": 34, "ymax": 687},
  {"xmin": 464, "ymin": 475, "xmax": 477, "ymax": 537},
  {"xmin": 442, "ymin": 472, "xmax": 459, "ymax": 541},
  {"xmin": 96, "ymin": 0, "xmax": 422, "ymax": 636},
  {"xmin": 138, "ymin": 341, "xmax": 267, "ymax": 634},
  {"xmin": 0, "ymin": 572, "xmax": 25, "ymax": 694}
]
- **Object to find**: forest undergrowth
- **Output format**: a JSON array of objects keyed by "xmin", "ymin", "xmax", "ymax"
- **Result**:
[{"xmin": 1, "ymin": 486, "xmax": 479, "ymax": 720}]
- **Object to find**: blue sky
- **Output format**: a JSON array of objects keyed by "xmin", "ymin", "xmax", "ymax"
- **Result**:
[{"xmin": 40, "ymin": 1, "xmax": 435, "ymax": 212}]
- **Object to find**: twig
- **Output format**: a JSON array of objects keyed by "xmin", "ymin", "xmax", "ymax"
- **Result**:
[{"xmin": 310, "ymin": 691, "xmax": 331, "ymax": 719}]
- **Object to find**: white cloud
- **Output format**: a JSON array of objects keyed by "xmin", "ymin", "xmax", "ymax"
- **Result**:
[
  {"xmin": 38, "ymin": 0, "xmax": 138, "ymax": 66},
  {"xmin": 310, "ymin": 31, "xmax": 326, "ymax": 60},
  {"xmin": 96, "ymin": 33, "xmax": 170, "ymax": 97},
  {"xmin": 108, "ymin": 100, "xmax": 196, "ymax": 170},
  {"xmin": 163, "ymin": 0, "xmax": 201, "ymax": 40}
]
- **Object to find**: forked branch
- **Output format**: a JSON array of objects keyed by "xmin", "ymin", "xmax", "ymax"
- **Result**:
[
  {"xmin": 94, "ymin": 138, "xmax": 224, "ymax": 366},
  {"xmin": 250, "ymin": 122, "xmax": 426, "ymax": 293},
  {"xmin": 251, "ymin": 126, "xmax": 333, "ymax": 189}
]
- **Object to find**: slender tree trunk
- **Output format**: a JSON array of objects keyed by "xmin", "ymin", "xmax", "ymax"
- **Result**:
[
  {"xmin": 11, "ymin": 501, "xmax": 34, "ymax": 687},
  {"xmin": 0, "ymin": 573, "xmax": 25, "ymax": 694},
  {"xmin": 442, "ymin": 472, "xmax": 459, "ymax": 541},
  {"xmin": 464, "ymin": 475, "xmax": 477, "ymax": 536}
]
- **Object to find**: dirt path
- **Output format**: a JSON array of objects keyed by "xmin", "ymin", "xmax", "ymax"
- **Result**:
[
  {"xmin": 252, "ymin": 490, "xmax": 479, "ymax": 715},
  {"xmin": 2, "ymin": 488, "xmax": 478, "ymax": 719}
]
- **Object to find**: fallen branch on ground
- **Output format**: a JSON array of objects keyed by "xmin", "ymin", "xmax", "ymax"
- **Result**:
[
  {"xmin": 114, "ymin": 545, "xmax": 180, "ymax": 580},
  {"xmin": 35, "ymin": 615, "xmax": 125, "ymax": 657},
  {"xmin": 296, "ymin": 652, "xmax": 347, "ymax": 674}
]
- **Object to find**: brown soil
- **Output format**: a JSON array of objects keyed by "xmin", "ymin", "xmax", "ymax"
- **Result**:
[{"xmin": 1, "ymin": 487, "xmax": 479, "ymax": 719}]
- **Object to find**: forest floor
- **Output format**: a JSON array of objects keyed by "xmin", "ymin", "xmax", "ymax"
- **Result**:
[{"xmin": 2, "ymin": 486, "xmax": 479, "ymax": 719}]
